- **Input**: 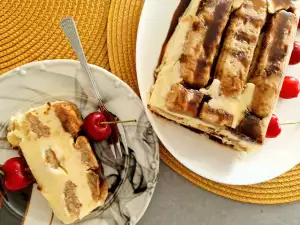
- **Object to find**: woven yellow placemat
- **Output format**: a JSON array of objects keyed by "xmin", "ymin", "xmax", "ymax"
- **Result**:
[
  {"xmin": 107, "ymin": 0, "xmax": 300, "ymax": 204},
  {"xmin": 1, "ymin": 0, "xmax": 300, "ymax": 205},
  {"xmin": 0, "ymin": 0, "xmax": 110, "ymax": 74}
]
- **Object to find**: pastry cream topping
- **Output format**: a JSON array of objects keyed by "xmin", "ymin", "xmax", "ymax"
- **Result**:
[
  {"xmin": 184, "ymin": 0, "xmax": 203, "ymax": 16},
  {"xmin": 7, "ymin": 104, "xmax": 101, "ymax": 224},
  {"xmin": 150, "ymin": 15, "xmax": 193, "ymax": 108},
  {"xmin": 200, "ymin": 79, "xmax": 255, "ymax": 128},
  {"xmin": 232, "ymin": 0, "xmax": 245, "ymax": 10}
]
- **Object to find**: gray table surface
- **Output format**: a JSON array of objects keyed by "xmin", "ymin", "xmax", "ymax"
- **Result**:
[{"xmin": 2, "ymin": 162, "xmax": 300, "ymax": 225}]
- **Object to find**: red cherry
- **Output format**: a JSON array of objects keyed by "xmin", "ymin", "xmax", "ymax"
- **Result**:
[
  {"xmin": 266, "ymin": 114, "xmax": 282, "ymax": 138},
  {"xmin": 83, "ymin": 112, "xmax": 112, "ymax": 141},
  {"xmin": 1, "ymin": 157, "xmax": 32, "ymax": 191},
  {"xmin": 280, "ymin": 76, "xmax": 300, "ymax": 99},
  {"xmin": 289, "ymin": 42, "xmax": 300, "ymax": 65}
]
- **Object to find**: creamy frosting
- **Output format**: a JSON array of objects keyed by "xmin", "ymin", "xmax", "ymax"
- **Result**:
[{"xmin": 200, "ymin": 79, "xmax": 255, "ymax": 128}]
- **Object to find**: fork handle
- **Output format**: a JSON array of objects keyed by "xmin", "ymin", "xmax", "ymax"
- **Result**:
[
  {"xmin": 60, "ymin": 17, "xmax": 103, "ymax": 102},
  {"xmin": 60, "ymin": 17, "xmax": 119, "ymax": 145}
]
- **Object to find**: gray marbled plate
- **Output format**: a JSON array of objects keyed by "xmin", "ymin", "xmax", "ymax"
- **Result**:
[{"xmin": 0, "ymin": 60, "xmax": 159, "ymax": 225}]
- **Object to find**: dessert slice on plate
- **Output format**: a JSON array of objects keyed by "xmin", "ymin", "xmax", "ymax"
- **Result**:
[
  {"xmin": 149, "ymin": 0, "xmax": 298, "ymax": 152},
  {"xmin": 7, "ymin": 101, "xmax": 108, "ymax": 224}
]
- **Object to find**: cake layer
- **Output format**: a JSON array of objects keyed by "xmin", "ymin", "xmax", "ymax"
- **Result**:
[
  {"xmin": 215, "ymin": 0, "xmax": 267, "ymax": 97},
  {"xmin": 180, "ymin": 0, "xmax": 232, "ymax": 88},
  {"xmin": 166, "ymin": 83, "xmax": 204, "ymax": 117},
  {"xmin": 7, "ymin": 101, "xmax": 107, "ymax": 224},
  {"xmin": 199, "ymin": 79, "xmax": 255, "ymax": 128},
  {"xmin": 199, "ymin": 102, "xmax": 234, "ymax": 126},
  {"xmin": 249, "ymin": 8, "xmax": 297, "ymax": 118}
]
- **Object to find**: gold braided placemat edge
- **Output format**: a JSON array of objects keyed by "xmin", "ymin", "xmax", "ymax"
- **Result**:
[{"xmin": 107, "ymin": 0, "xmax": 300, "ymax": 204}]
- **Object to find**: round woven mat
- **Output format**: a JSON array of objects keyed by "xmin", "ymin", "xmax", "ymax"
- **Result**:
[
  {"xmin": 107, "ymin": 0, "xmax": 300, "ymax": 204},
  {"xmin": 0, "ymin": 0, "xmax": 110, "ymax": 74}
]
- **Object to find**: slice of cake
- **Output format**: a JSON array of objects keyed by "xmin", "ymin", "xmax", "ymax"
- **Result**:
[{"xmin": 7, "ymin": 101, "xmax": 108, "ymax": 224}]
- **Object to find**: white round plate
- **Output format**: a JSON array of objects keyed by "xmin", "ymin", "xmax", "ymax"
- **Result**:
[
  {"xmin": 136, "ymin": 0, "xmax": 300, "ymax": 185},
  {"xmin": 0, "ymin": 59, "xmax": 159, "ymax": 225}
]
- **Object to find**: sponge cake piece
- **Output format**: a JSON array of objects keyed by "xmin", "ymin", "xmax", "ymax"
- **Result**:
[{"xmin": 7, "ymin": 101, "xmax": 107, "ymax": 224}]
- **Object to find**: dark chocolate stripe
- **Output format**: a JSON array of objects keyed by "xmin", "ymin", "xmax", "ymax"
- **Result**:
[
  {"xmin": 268, "ymin": 10, "xmax": 293, "ymax": 65},
  {"xmin": 231, "ymin": 50, "xmax": 248, "ymax": 68},
  {"xmin": 202, "ymin": 0, "xmax": 232, "ymax": 56},
  {"xmin": 194, "ymin": 0, "xmax": 232, "ymax": 86},
  {"xmin": 236, "ymin": 112, "xmax": 263, "ymax": 143},
  {"xmin": 155, "ymin": 0, "xmax": 192, "ymax": 71}
]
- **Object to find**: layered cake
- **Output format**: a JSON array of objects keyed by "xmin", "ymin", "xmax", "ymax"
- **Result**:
[
  {"xmin": 7, "ymin": 101, "xmax": 107, "ymax": 224},
  {"xmin": 149, "ymin": 0, "xmax": 299, "ymax": 151}
]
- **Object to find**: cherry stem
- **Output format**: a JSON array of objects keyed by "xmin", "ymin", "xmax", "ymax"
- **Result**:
[
  {"xmin": 280, "ymin": 122, "xmax": 300, "ymax": 126},
  {"xmin": 100, "ymin": 119, "xmax": 137, "ymax": 125},
  {"xmin": 0, "ymin": 170, "xmax": 4, "ymax": 176}
]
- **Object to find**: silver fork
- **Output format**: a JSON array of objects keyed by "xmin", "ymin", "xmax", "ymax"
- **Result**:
[
  {"xmin": 0, "ymin": 120, "xmax": 6, "ymax": 132},
  {"xmin": 60, "ymin": 17, "xmax": 122, "ymax": 159},
  {"xmin": 0, "ymin": 120, "xmax": 8, "ymax": 148}
]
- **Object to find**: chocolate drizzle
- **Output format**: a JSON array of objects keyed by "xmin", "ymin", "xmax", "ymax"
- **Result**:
[
  {"xmin": 268, "ymin": 11, "xmax": 291, "ymax": 64},
  {"xmin": 156, "ymin": 0, "xmax": 192, "ymax": 68},
  {"xmin": 202, "ymin": 1, "xmax": 232, "ymax": 56}
]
